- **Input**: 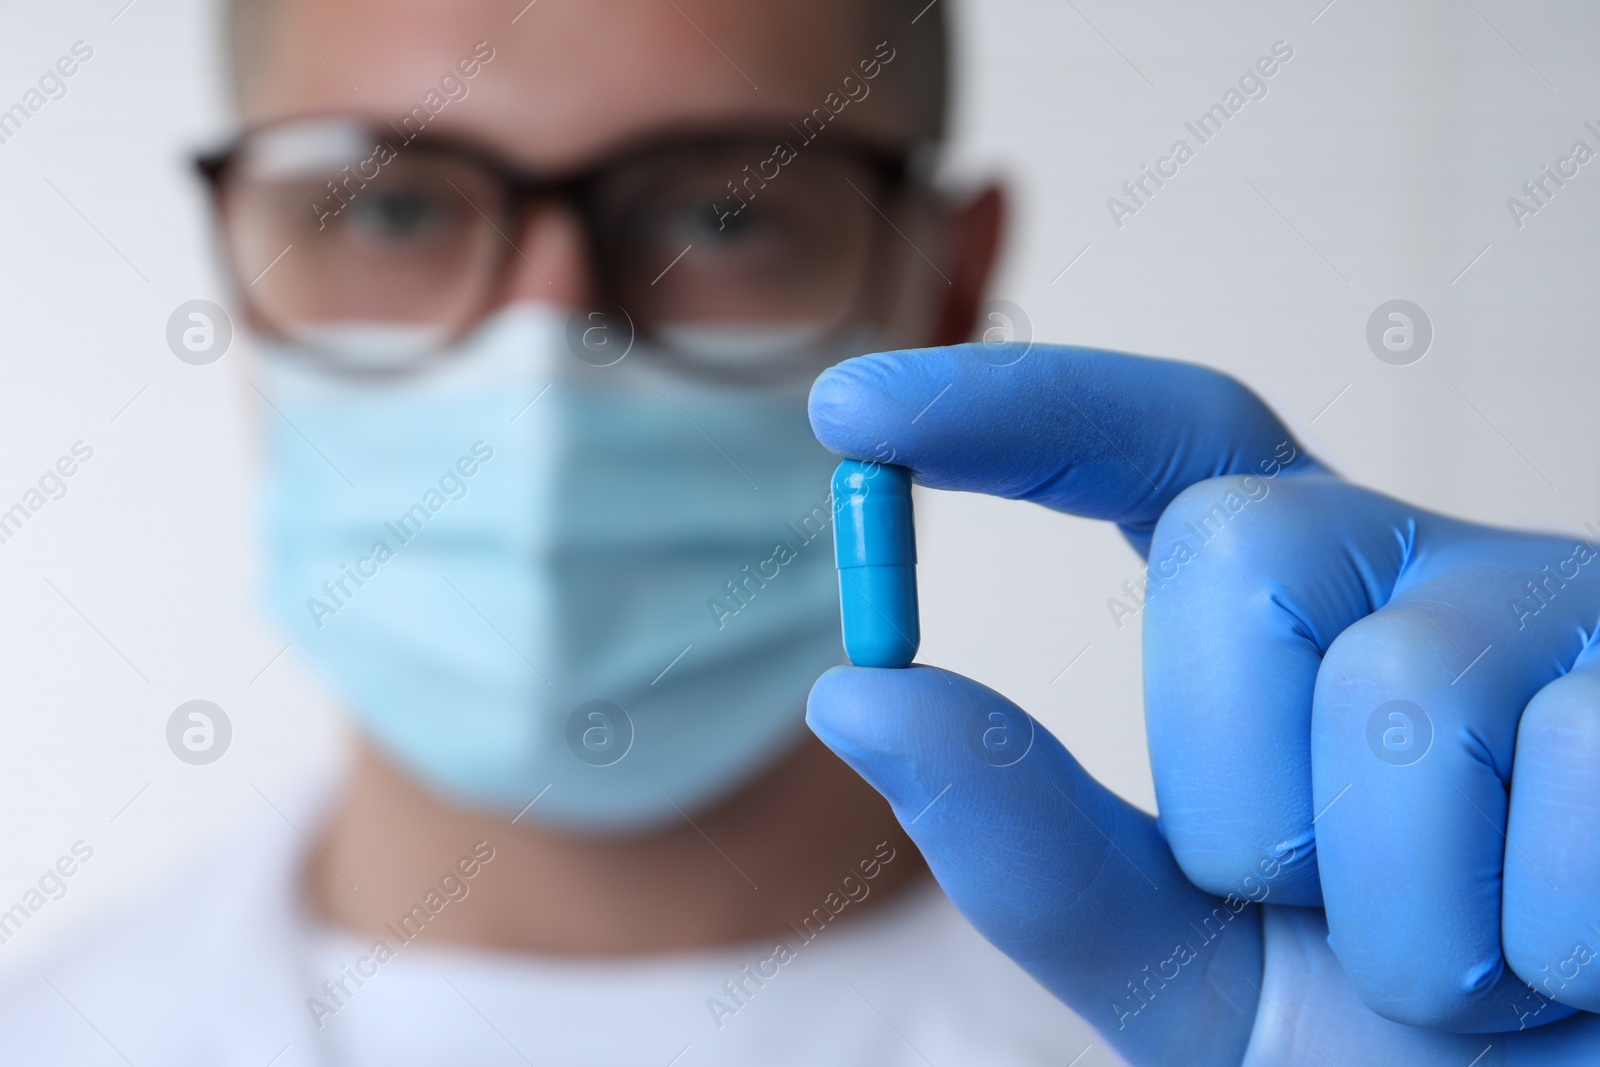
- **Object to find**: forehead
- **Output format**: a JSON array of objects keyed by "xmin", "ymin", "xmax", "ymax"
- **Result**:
[{"xmin": 244, "ymin": 0, "xmax": 913, "ymax": 167}]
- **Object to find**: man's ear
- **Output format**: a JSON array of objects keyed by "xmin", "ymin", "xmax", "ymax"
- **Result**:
[{"xmin": 929, "ymin": 183, "xmax": 1006, "ymax": 346}]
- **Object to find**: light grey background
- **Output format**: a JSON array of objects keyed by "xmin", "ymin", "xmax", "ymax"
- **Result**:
[{"xmin": 0, "ymin": 0, "xmax": 1596, "ymax": 980}]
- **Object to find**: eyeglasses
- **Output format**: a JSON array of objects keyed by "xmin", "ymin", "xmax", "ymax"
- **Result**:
[{"xmin": 196, "ymin": 118, "xmax": 920, "ymax": 376}]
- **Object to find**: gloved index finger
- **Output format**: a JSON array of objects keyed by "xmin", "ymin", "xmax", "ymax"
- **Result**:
[{"xmin": 808, "ymin": 342, "xmax": 1324, "ymax": 550}]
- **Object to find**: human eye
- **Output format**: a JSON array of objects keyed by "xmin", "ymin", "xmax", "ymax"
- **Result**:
[
  {"xmin": 701, "ymin": 199, "xmax": 782, "ymax": 243},
  {"xmin": 341, "ymin": 185, "xmax": 456, "ymax": 243}
]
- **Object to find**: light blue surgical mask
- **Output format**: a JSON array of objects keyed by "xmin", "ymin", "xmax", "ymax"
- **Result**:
[{"xmin": 257, "ymin": 305, "xmax": 844, "ymax": 832}]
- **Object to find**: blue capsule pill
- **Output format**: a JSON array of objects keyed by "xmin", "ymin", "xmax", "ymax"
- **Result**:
[{"xmin": 831, "ymin": 459, "xmax": 920, "ymax": 668}]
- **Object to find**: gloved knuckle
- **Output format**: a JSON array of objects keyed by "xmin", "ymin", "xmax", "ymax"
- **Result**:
[
  {"xmin": 1505, "ymin": 927, "xmax": 1600, "ymax": 1013},
  {"xmin": 1352, "ymin": 973, "xmax": 1502, "ymax": 1031},
  {"xmin": 1320, "ymin": 608, "xmax": 1458, "ymax": 697},
  {"xmin": 1521, "ymin": 672, "xmax": 1600, "ymax": 737},
  {"xmin": 1153, "ymin": 474, "xmax": 1288, "ymax": 567},
  {"xmin": 1170, "ymin": 837, "xmax": 1313, "ymax": 905}
]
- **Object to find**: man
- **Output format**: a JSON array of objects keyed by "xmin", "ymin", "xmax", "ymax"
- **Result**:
[{"xmin": 0, "ymin": 0, "xmax": 1102, "ymax": 1064}]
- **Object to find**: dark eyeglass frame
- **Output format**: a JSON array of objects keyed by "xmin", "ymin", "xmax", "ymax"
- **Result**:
[{"xmin": 193, "ymin": 117, "xmax": 928, "ymax": 377}]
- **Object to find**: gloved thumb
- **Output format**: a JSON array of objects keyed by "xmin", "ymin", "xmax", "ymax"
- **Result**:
[{"xmin": 808, "ymin": 664, "xmax": 1262, "ymax": 1067}]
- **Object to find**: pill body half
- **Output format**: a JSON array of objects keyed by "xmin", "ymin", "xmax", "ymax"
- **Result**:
[{"xmin": 832, "ymin": 459, "xmax": 919, "ymax": 668}]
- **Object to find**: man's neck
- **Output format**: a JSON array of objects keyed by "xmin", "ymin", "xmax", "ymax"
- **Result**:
[{"xmin": 308, "ymin": 734, "xmax": 927, "ymax": 956}]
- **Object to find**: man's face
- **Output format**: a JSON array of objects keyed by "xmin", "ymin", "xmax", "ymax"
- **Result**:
[
  {"xmin": 227, "ymin": 0, "xmax": 1002, "ymax": 827},
  {"xmin": 236, "ymin": 0, "xmax": 978, "ymax": 341}
]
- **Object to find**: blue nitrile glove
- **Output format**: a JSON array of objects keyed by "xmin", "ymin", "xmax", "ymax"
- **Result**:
[{"xmin": 806, "ymin": 343, "xmax": 1600, "ymax": 1067}]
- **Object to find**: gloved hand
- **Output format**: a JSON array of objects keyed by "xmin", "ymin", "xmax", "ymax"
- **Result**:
[{"xmin": 806, "ymin": 343, "xmax": 1600, "ymax": 1066}]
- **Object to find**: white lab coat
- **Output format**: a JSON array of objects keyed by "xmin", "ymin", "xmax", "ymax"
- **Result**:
[{"xmin": 0, "ymin": 780, "xmax": 1121, "ymax": 1066}]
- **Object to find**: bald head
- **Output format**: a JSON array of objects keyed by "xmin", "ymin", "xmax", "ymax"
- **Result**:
[{"xmin": 225, "ymin": 0, "xmax": 949, "ymax": 152}]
